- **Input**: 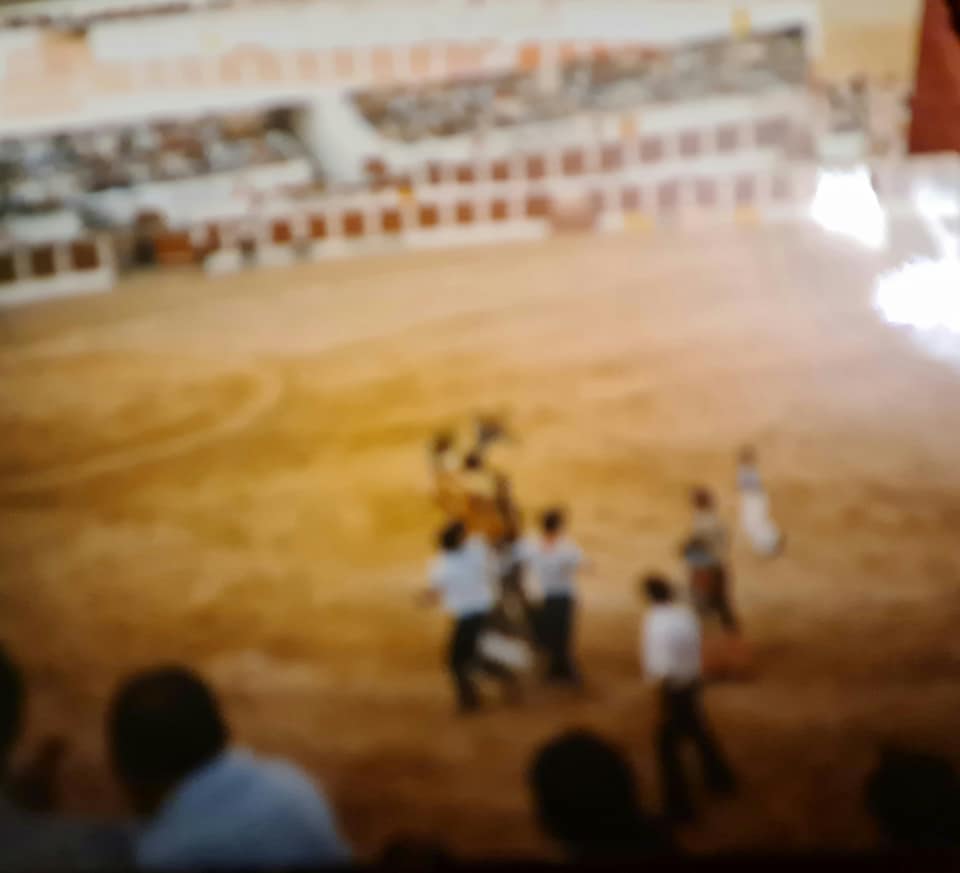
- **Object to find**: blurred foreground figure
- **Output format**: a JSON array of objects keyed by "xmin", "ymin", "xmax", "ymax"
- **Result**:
[
  {"xmin": 0, "ymin": 645, "xmax": 131, "ymax": 872},
  {"xmin": 420, "ymin": 521, "xmax": 518, "ymax": 713},
  {"xmin": 530, "ymin": 730, "xmax": 672, "ymax": 860},
  {"xmin": 640, "ymin": 577, "xmax": 737, "ymax": 823},
  {"xmin": 737, "ymin": 447, "xmax": 783, "ymax": 556},
  {"xmin": 108, "ymin": 666, "xmax": 351, "ymax": 870},
  {"xmin": 865, "ymin": 746, "xmax": 960, "ymax": 849}
]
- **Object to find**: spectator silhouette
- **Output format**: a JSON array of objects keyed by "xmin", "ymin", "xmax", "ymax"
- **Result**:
[
  {"xmin": 0, "ymin": 643, "xmax": 132, "ymax": 872},
  {"xmin": 529, "ymin": 729, "xmax": 672, "ymax": 860},
  {"xmin": 108, "ymin": 665, "xmax": 351, "ymax": 870},
  {"xmin": 865, "ymin": 746, "xmax": 960, "ymax": 848}
]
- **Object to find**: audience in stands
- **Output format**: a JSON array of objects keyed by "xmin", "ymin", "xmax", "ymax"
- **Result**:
[
  {"xmin": 108, "ymin": 665, "xmax": 351, "ymax": 870},
  {"xmin": 0, "ymin": 107, "xmax": 306, "ymax": 217},
  {"xmin": 640, "ymin": 576, "xmax": 737, "ymax": 823},
  {"xmin": 864, "ymin": 746, "xmax": 960, "ymax": 849},
  {"xmin": 0, "ymin": 645, "xmax": 133, "ymax": 872},
  {"xmin": 354, "ymin": 29, "xmax": 806, "ymax": 143},
  {"xmin": 529, "ymin": 729, "xmax": 672, "ymax": 860}
]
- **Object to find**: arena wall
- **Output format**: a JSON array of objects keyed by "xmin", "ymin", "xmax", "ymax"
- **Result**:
[
  {"xmin": 4, "ymin": 155, "xmax": 956, "ymax": 307},
  {"xmin": 0, "ymin": 237, "xmax": 115, "ymax": 306}
]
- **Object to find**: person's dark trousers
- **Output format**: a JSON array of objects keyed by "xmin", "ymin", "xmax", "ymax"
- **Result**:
[
  {"xmin": 498, "ymin": 565, "xmax": 537, "ymax": 638},
  {"xmin": 693, "ymin": 567, "xmax": 739, "ymax": 633},
  {"xmin": 540, "ymin": 593, "xmax": 579, "ymax": 683},
  {"xmin": 711, "ymin": 567, "xmax": 739, "ymax": 633},
  {"xmin": 448, "ymin": 612, "xmax": 515, "ymax": 712},
  {"xmin": 656, "ymin": 681, "xmax": 736, "ymax": 821}
]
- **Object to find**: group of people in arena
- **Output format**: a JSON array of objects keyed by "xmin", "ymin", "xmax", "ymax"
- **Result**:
[
  {"xmin": 422, "ymin": 417, "xmax": 786, "ymax": 820},
  {"xmin": 423, "ymin": 418, "xmax": 590, "ymax": 709},
  {"xmin": 423, "ymin": 417, "xmax": 782, "ymax": 709}
]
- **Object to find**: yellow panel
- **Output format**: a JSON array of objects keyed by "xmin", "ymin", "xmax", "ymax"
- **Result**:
[
  {"xmin": 735, "ymin": 205, "xmax": 760, "ymax": 226},
  {"xmin": 731, "ymin": 8, "xmax": 752, "ymax": 39},
  {"xmin": 397, "ymin": 185, "xmax": 414, "ymax": 202},
  {"xmin": 624, "ymin": 211, "xmax": 653, "ymax": 233}
]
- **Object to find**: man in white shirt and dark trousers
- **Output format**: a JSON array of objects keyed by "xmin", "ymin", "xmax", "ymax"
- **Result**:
[
  {"xmin": 641, "ymin": 576, "xmax": 736, "ymax": 823},
  {"xmin": 517, "ymin": 508, "xmax": 584, "ymax": 685},
  {"xmin": 423, "ymin": 520, "xmax": 517, "ymax": 713}
]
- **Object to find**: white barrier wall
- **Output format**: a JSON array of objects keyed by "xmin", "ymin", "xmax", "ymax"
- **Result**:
[
  {"xmin": 85, "ymin": 158, "xmax": 314, "ymax": 227},
  {"xmin": 200, "ymin": 154, "xmax": 960, "ymax": 273},
  {"xmin": 88, "ymin": 0, "xmax": 822, "ymax": 60},
  {"xmin": 0, "ymin": 236, "xmax": 115, "ymax": 306},
  {"xmin": 2, "ymin": 155, "xmax": 956, "ymax": 307}
]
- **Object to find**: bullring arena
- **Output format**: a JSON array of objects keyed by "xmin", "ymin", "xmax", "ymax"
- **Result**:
[{"xmin": 2, "ymin": 0, "xmax": 960, "ymax": 861}]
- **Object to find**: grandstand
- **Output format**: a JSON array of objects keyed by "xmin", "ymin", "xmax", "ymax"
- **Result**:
[
  {"xmin": 1, "ymin": 0, "xmax": 830, "ymax": 302},
  {"xmin": 0, "ymin": 0, "xmax": 919, "ymax": 303}
]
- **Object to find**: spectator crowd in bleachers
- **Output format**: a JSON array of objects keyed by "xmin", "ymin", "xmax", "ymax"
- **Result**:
[
  {"xmin": 352, "ymin": 29, "xmax": 808, "ymax": 143},
  {"xmin": 0, "ymin": 106, "xmax": 307, "ymax": 219}
]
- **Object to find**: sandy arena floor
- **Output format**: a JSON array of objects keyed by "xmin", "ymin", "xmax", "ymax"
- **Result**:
[{"xmin": 2, "ymin": 220, "xmax": 960, "ymax": 858}]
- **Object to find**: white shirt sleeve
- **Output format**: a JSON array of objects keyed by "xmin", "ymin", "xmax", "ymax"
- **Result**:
[{"xmin": 642, "ymin": 612, "xmax": 671, "ymax": 681}]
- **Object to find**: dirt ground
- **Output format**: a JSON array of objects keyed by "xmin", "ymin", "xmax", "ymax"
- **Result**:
[{"xmin": 2, "ymin": 220, "xmax": 960, "ymax": 859}]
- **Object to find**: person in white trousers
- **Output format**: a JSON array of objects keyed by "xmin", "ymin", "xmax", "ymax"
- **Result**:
[{"xmin": 736, "ymin": 447, "xmax": 783, "ymax": 557}]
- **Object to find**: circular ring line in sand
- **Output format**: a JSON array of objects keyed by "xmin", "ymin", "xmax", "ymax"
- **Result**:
[{"xmin": 0, "ymin": 361, "xmax": 283, "ymax": 496}]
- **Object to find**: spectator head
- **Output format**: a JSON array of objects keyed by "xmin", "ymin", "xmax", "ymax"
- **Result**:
[
  {"xmin": 463, "ymin": 452, "xmax": 483, "ymax": 471},
  {"xmin": 541, "ymin": 507, "xmax": 566, "ymax": 537},
  {"xmin": 692, "ymin": 487, "xmax": 715, "ymax": 510},
  {"xmin": 439, "ymin": 520, "xmax": 467, "ymax": 553},
  {"xmin": 108, "ymin": 666, "xmax": 228, "ymax": 816},
  {"xmin": 864, "ymin": 746, "xmax": 960, "ymax": 848},
  {"xmin": 739, "ymin": 445, "xmax": 757, "ymax": 466},
  {"xmin": 530, "ymin": 729, "xmax": 668, "ymax": 859},
  {"xmin": 0, "ymin": 645, "xmax": 24, "ymax": 772},
  {"xmin": 642, "ymin": 575, "xmax": 674, "ymax": 605}
]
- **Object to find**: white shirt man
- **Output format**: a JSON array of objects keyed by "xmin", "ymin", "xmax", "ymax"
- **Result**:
[
  {"xmin": 514, "ymin": 509, "xmax": 584, "ymax": 684},
  {"xmin": 515, "ymin": 536, "xmax": 584, "ymax": 600},
  {"xmin": 425, "ymin": 523, "xmax": 514, "ymax": 712},
  {"xmin": 642, "ymin": 597, "xmax": 702, "ymax": 689},
  {"xmin": 639, "ymin": 576, "xmax": 736, "ymax": 822},
  {"xmin": 428, "ymin": 534, "xmax": 496, "ymax": 618}
]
